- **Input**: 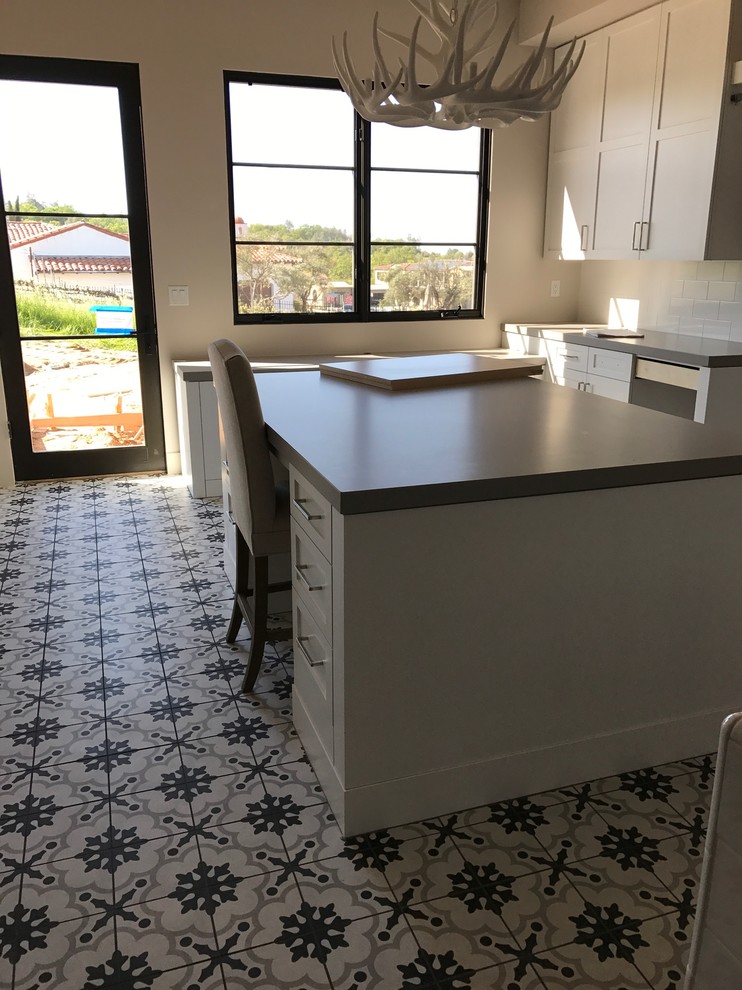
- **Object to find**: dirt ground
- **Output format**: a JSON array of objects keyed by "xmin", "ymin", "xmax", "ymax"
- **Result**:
[{"xmin": 23, "ymin": 340, "xmax": 145, "ymax": 452}]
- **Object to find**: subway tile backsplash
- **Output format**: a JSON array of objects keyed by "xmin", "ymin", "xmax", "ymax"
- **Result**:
[{"xmin": 655, "ymin": 262, "xmax": 742, "ymax": 341}]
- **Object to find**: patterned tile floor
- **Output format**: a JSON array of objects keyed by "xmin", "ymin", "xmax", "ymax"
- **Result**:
[{"xmin": 0, "ymin": 475, "xmax": 714, "ymax": 990}]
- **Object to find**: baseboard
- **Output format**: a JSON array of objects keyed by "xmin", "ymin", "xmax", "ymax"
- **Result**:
[{"xmin": 293, "ymin": 703, "xmax": 728, "ymax": 837}]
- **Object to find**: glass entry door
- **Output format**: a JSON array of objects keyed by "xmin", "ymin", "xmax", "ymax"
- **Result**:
[{"xmin": 0, "ymin": 55, "xmax": 165, "ymax": 480}]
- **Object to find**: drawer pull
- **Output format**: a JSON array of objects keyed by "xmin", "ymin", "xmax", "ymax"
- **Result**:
[
  {"xmin": 293, "ymin": 497, "xmax": 323, "ymax": 522},
  {"xmin": 295, "ymin": 564, "xmax": 323, "ymax": 593},
  {"xmin": 563, "ymin": 353, "xmax": 580, "ymax": 361},
  {"xmin": 297, "ymin": 634, "xmax": 326, "ymax": 667}
]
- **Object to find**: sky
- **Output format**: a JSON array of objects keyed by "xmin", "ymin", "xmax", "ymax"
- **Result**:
[
  {"xmin": 0, "ymin": 80, "xmax": 129, "ymax": 215},
  {"xmin": 229, "ymin": 82, "xmax": 482, "ymax": 245},
  {"xmin": 0, "ymin": 78, "xmax": 484, "ymax": 246}
]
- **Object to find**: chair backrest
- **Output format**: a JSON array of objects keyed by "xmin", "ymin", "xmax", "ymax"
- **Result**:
[
  {"xmin": 684, "ymin": 712, "xmax": 742, "ymax": 988},
  {"xmin": 208, "ymin": 339, "xmax": 277, "ymax": 547}
]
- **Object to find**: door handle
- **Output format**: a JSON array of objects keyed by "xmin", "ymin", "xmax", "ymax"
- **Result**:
[
  {"xmin": 580, "ymin": 225, "xmax": 589, "ymax": 252},
  {"xmin": 640, "ymin": 221, "xmax": 650, "ymax": 252},
  {"xmin": 129, "ymin": 321, "xmax": 158, "ymax": 356},
  {"xmin": 632, "ymin": 221, "xmax": 642, "ymax": 252}
]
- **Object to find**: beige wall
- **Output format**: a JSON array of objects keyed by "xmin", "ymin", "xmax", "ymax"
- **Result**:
[{"xmin": 0, "ymin": 0, "xmax": 580, "ymax": 484}]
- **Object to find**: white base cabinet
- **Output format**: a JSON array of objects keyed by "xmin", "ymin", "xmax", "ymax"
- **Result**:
[
  {"xmin": 294, "ymin": 474, "xmax": 742, "ymax": 836},
  {"xmin": 174, "ymin": 366, "xmax": 222, "ymax": 498},
  {"xmin": 505, "ymin": 331, "xmax": 634, "ymax": 402}
]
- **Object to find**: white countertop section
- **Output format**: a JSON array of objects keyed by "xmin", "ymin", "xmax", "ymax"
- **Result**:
[
  {"xmin": 562, "ymin": 330, "xmax": 742, "ymax": 367},
  {"xmin": 504, "ymin": 324, "xmax": 742, "ymax": 367},
  {"xmin": 174, "ymin": 349, "xmax": 513, "ymax": 382},
  {"xmin": 255, "ymin": 371, "xmax": 742, "ymax": 514}
]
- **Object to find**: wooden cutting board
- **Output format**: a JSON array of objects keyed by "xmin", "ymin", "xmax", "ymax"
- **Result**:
[{"xmin": 318, "ymin": 352, "xmax": 545, "ymax": 390}]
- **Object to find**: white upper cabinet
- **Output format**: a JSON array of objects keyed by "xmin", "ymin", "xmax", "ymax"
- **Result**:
[
  {"xmin": 544, "ymin": 0, "xmax": 734, "ymax": 261},
  {"xmin": 642, "ymin": 0, "xmax": 731, "ymax": 259},
  {"xmin": 543, "ymin": 33, "xmax": 603, "ymax": 258}
]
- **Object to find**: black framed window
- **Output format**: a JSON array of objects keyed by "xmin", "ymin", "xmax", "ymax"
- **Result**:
[{"xmin": 225, "ymin": 72, "xmax": 491, "ymax": 324}]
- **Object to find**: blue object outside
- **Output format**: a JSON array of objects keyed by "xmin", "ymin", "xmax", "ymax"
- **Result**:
[{"xmin": 89, "ymin": 304, "xmax": 135, "ymax": 334}]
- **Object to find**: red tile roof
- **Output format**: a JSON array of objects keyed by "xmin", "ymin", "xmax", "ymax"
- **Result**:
[
  {"xmin": 239, "ymin": 245, "xmax": 301, "ymax": 265},
  {"xmin": 7, "ymin": 219, "xmax": 129, "ymax": 248},
  {"xmin": 6, "ymin": 220, "xmax": 57, "ymax": 245},
  {"xmin": 32, "ymin": 255, "xmax": 132, "ymax": 275}
]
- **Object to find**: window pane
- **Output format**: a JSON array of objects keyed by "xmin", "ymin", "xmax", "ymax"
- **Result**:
[
  {"xmin": 236, "ymin": 244, "xmax": 354, "ymax": 315},
  {"xmin": 229, "ymin": 83, "xmax": 354, "ymax": 166},
  {"xmin": 371, "ymin": 171, "xmax": 479, "ymax": 243},
  {"xmin": 7, "ymin": 215, "xmax": 133, "ymax": 334},
  {"xmin": 0, "ymin": 80, "xmax": 128, "ymax": 215},
  {"xmin": 371, "ymin": 123, "xmax": 481, "ymax": 171},
  {"xmin": 233, "ymin": 166, "xmax": 354, "ymax": 240},
  {"xmin": 370, "ymin": 246, "xmax": 476, "ymax": 312},
  {"xmin": 22, "ymin": 337, "xmax": 143, "ymax": 452}
]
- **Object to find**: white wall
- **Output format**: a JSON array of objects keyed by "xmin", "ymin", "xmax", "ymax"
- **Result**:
[
  {"xmin": 578, "ymin": 260, "xmax": 742, "ymax": 339},
  {"xmin": 519, "ymin": 0, "xmax": 659, "ymax": 44},
  {"xmin": 31, "ymin": 226, "xmax": 129, "ymax": 257},
  {"xmin": 0, "ymin": 0, "xmax": 577, "ymax": 484}
]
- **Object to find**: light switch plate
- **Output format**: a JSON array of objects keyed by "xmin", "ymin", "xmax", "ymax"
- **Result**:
[{"xmin": 168, "ymin": 285, "xmax": 189, "ymax": 306}]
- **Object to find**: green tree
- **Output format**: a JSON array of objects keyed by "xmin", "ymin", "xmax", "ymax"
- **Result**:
[
  {"xmin": 382, "ymin": 261, "xmax": 473, "ymax": 311},
  {"xmin": 6, "ymin": 196, "xmax": 128, "ymax": 235},
  {"xmin": 235, "ymin": 245, "xmax": 281, "ymax": 312},
  {"xmin": 274, "ymin": 247, "xmax": 330, "ymax": 313}
]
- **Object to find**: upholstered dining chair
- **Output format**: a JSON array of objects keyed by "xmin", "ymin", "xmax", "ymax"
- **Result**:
[
  {"xmin": 208, "ymin": 339, "xmax": 292, "ymax": 693},
  {"xmin": 683, "ymin": 711, "xmax": 742, "ymax": 988}
]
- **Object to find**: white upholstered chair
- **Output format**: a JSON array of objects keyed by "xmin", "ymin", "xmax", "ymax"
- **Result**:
[
  {"xmin": 684, "ymin": 711, "xmax": 742, "ymax": 988},
  {"xmin": 208, "ymin": 338, "xmax": 292, "ymax": 693}
]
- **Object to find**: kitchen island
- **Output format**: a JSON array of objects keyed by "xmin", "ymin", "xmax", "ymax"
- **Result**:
[{"xmin": 255, "ymin": 370, "xmax": 742, "ymax": 835}]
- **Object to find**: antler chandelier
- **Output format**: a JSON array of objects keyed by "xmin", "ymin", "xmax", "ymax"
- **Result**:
[{"xmin": 332, "ymin": 0, "xmax": 585, "ymax": 130}]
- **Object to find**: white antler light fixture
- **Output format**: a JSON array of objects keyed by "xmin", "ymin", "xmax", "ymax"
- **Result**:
[{"xmin": 332, "ymin": 0, "xmax": 585, "ymax": 130}]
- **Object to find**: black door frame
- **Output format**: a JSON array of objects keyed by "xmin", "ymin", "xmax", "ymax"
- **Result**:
[{"xmin": 0, "ymin": 53, "xmax": 166, "ymax": 481}]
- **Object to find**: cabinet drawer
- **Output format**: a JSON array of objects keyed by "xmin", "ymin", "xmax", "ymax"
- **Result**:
[
  {"xmin": 292, "ymin": 523, "xmax": 332, "ymax": 644},
  {"xmin": 588, "ymin": 347, "xmax": 633, "ymax": 382},
  {"xmin": 546, "ymin": 340, "xmax": 588, "ymax": 378},
  {"xmin": 290, "ymin": 467, "xmax": 332, "ymax": 559},
  {"xmin": 293, "ymin": 591, "xmax": 333, "ymax": 757}
]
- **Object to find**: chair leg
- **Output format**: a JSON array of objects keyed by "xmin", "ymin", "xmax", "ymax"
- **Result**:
[
  {"xmin": 241, "ymin": 554, "xmax": 269, "ymax": 693},
  {"xmin": 227, "ymin": 530, "xmax": 251, "ymax": 643}
]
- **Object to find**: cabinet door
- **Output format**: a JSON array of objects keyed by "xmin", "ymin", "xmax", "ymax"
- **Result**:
[
  {"xmin": 544, "ymin": 35, "xmax": 604, "ymax": 258},
  {"xmin": 591, "ymin": 6, "xmax": 662, "ymax": 259},
  {"xmin": 641, "ymin": 0, "xmax": 730, "ymax": 260},
  {"xmin": 585, "ymin": 375, "xmax": 632, "ymax": 402}
]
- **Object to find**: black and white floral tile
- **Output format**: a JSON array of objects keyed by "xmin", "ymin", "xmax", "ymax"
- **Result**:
[{"xmin": 0, "ymin": 476, "xmax": 714, "ymax": 989}]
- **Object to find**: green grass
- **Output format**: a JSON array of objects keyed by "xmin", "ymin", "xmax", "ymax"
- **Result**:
[{"xmin": 16, "ymin": 292, "xmax": 137, "ymax": 352}]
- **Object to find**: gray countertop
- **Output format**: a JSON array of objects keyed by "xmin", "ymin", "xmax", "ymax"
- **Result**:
[
  {"xmin": 559, "ymin": 329, "xmax": 742, "ymax": 368},
  {"xmin": 256, "ymin": 370, "xmax": 742, "ymax": 514}
]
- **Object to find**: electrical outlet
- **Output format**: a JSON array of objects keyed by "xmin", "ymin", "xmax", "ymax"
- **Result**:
[{"xmin": 550, "ymin": 280, "xmax": 561, "ymax": 298}]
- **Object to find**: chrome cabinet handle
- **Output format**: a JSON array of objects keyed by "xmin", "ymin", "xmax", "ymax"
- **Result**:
[
  {"xmin": 640, "ymin": 221, "xmax": 650, "ymax": 251},
  {"xmin": 292, "ymin": 497, "xmax": 322, "ymax": 522},
  {"xmin": 563, "ymin": 353, "xmax": 579, "ymax": 360},
  {"xmin": 632, "ymin": 221, "xmax": 641, "ymax": 251},
  {"xmin": 580, "ymin": 224, "xmax": 589, "ymax": 252},
  {"xmin": 295, "ymin": 564, "xmax": 323, "ymax": 593},
  {"xmin": 296, "ymin": 634, "xmax": 326, "ymax": 667}
]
